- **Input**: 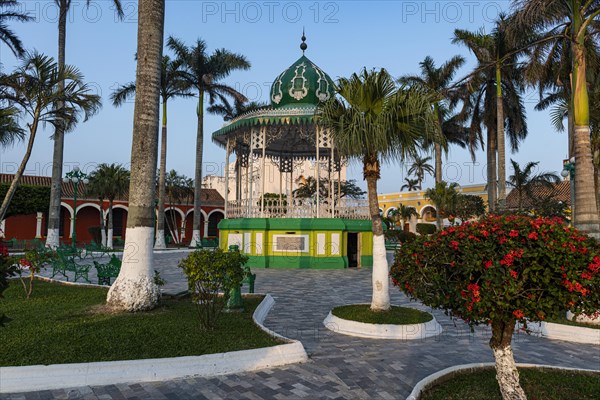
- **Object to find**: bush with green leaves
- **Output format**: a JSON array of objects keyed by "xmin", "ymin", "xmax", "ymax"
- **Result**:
[
  {"xmin": 178, "ymin": 248, "xmax": 248, "ymax": 330},
  {"xmin": 416, "ymin": 223, "xmax": 436, "ymax": 235},
  {"xmin": 384, "ymin": 229, "xmax": 416, "ymax": 244},
  {"xmin": 0, "ymin": 242, "xmax": 16, "ymax": 327},
  {"xmin": 391, "ymin": 215, "xmax": 600, "ymax": 399},
  {"xmin": 454, "ymin": 194, "xmax": 486, "ymax": 223},
  {"xmin": 15, "ymin": 247, "xmax": 55, "ymax": 299}
]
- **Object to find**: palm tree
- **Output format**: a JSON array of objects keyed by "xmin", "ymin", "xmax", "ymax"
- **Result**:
[
  {"xmin": 89, "ymin": 164, "xmax": 129, "ymax": 248},
  {"xmin": 167, "ymin": 36, "xmax": 250, "ymax": 248},
  {"xmin": 407, "ymin": 155, "xmax": 434, "ymax": 188},
  {"xmin": 0, "ymin": 52, "xmax": 100, "ymax": 222},
  {"xmin": 86, "ymin": 171, "xmax": 109, "ymax": 246},
  {"xmin": 390, "ymin": 204, "xmax": 419, "ymax": 231},
  {"xmin": 111, "ymin": 55, "xmax": 191, "ymax": 249},
  {"xmin": 45, "ymin": 0, "xmax": 124, "ymax": 249},
  {"xmin": 0, "ymin": 107, "xmax": 24, "ymax": 146},
  {"xmin": 401, "ymin": 178, "xmax": 420, "ymax": 191},
  {"xmin": 0, "ymin": 0, "xmax": 32, "ymax": 56},
  {"xmin": 513, "ymin": 0, "xmax": 600, "ymax": 236},
  {"xmin": 207, "ymin": 99, "xmax": 268, "ymax": 121},
  {"xmin": 425, "ymin": 181, "xmax": 460, "ymax": 230},
  {"xmin": 106, "ymin": 0, "xmax": 164, "ymax": 312},
  {"xmin": 453, "ymin": 20, "xmax": 528, "ymax": 211},
  {"xmin": 507, "ymin": 159, "xmax": 560, "ymax": 210},
  {"xmin": 400, "ymin": 55, "xmax": 471, "ymax": 183},
  {"xmin": 318, "ymin": 68, "xmax": 434, "ymax": 311}
]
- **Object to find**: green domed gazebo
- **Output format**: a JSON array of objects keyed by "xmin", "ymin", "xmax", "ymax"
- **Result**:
[{"xmin": 213, "ymin": 36, "xmax": 372, "ymax": 269}]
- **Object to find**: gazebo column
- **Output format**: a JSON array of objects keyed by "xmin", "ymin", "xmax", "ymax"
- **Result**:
[
  {"xmin": 330, "ymin": 142, "xmax": 335, "ymax": 218},
  {"xmin": 260, "ymin": 127, "xmax": 267, "ymax": 217},
  {"xmin": 316, "ymin": 126, "xmax": 320, "ymax": 218},
  {"xmin": 224, "ymin": 138, "xmax": 231, "ymax": 218},
  {"xmin": 247, "ymin": 129, "xmax": 255, "ymax": 215}
]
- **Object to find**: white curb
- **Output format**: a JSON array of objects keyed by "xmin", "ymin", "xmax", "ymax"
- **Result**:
[
  {"xmin": 527, "ymin": 321, "xmax": 600, "ymax": 345},
  {"xmin": 406, "ymin": 363, "xmax": 600, "ymax": 400},
  {"xmin": 323, "ymin": 307, "xmax": 442, "ymax": 340},
  {"xmin": 0, "ymin": 294, "xmax": 308, "ymax": 393}
]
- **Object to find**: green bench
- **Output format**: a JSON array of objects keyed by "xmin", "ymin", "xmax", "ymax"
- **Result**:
[
  {"xmin": 82, "ymin": 242, "xmax": 112, "ymax": 259},
  {"xmin": 242, "ymin": 266, "xmax": 256, "ymax": 293},
  {"xmin": 50, "ymin": 251, "xmax": 91, "ymax": 283},
  {"xmin": 93, "ymin": 255, "xmax": 121, "ymax": 285}
]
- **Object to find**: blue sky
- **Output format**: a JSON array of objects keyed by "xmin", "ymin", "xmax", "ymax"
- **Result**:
[{"xmin": 0, "ymin": 1, "xmax": 568, "ymax": 193}]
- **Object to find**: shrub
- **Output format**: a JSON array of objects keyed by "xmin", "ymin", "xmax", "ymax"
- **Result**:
[
  {"xmin": 390, "ymin": 215, "xmax": 600, "ymax": 399},
  {"xmin": 385, "ymin": 229, "xmax": 416, "ymax": 244},
  {"xmin": 178, "ymin": 248, "xmax": 248, "ymax": 330},
  {"xmin": 454, "ymin": 194, "xmax": 486, "ymax": 223},
  {"xmin": 416, "ymin": 223, "xmax": 436, "ymax": 235},
  {"xmin": 15, "ymin": 248, "xmax": 55, "ymax": 299},
  {"xmin": 0, "ymin": 242, "xmax": 16, "ymax": 327},
  {"xmin": 87, "ymin": 226, "xmax": 102, "ymax": 244}
]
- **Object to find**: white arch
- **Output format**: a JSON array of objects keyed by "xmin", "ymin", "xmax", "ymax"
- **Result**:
[
  {"xmin": 384, "ymin": 207, "xmax": 398, "ymax": 217},
  {"xmin": 207, "ymin": 209, "xmax": 225, "ymax": 219},
  {"xmin": 75, "ymin": 202, "xmax": 101, "ymax": 215},
  {"xmin": 104, "ymin": 204, "xmax": 128, "ymax": 218},
  {"xmin": 60, "ymin": 202, "xmax": 74, "ymax": 219},
  {"xmin": 164, "ymin": 206, "xmax": 185, "ymax": 220},
  {"xmin": 185, "ymin": 208, "xmax": 208, "ymax": 220},
  {"xmin": 419, "ymin": 204, "xmax": 437, "ymax": 218}
]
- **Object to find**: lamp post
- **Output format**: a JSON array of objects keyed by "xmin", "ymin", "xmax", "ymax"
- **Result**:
[
  {"xmin": 561, "ymin": 157, "xmax": 576, "ymax": 226},
  {"xmin": 63, "ymin": 166, "xmax": 89, "ymax": 247}
]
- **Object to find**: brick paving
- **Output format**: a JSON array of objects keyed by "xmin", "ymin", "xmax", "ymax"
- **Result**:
[{"xmin": 3, "ymin": 252, "xmax": 600, "ymax": 399}]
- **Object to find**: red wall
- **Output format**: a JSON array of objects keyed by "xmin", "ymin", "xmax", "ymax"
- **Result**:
[{"xmin": 4, "ymin": 214, "xmax": 38, "ymax": 240}]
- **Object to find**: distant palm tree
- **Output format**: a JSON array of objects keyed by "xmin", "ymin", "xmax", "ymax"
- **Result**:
[
  {"xmin": 400, "ymin": 55, "xmax": 471, "ymax": 182},
  {"xmin": 167, "ymin": 36, "xmax": 250, "ymax": 247},
  {"xmin": 111, "ymin": 54, "xmax": 191, "ymax": 249},
  {"xmin": 319, "ymin": 68, "xmax": 434, "ymax": 311},
  {"xmin": 0, "ymin": 52, "xmax": 100, "ymax": 222},
  {"xmin": 453, "ymin": 16, "xmax": 528, "ymax": 211},
  {"xmin": 208, "ymin": 99, "xmax": 268, "ymax": 121},
  {"xmin": 389, "ymin": 205, "xmax": 419, "ymax": 230},
  {"xmin": 0, "ymin": 107, "xmax": 24, "ymax": 146},
  {"xmin": 86, "ymin": 172, "xmax": 109, "ymax": 246},
  {"xmin": 89, "ymin": 164, "xmax": 130, "ymax": 248},
  {"xmin": 0, "ymin": 0, "xmax": 32, "ymax": 56},
  {"xmin": 425, "ymin": 181, "xmax": 460, "ymax": 230},
  {"xmin": 107, "ymin": 0, "xmax": 164, "ymax": 312},
  {"xmin": 507, "ymin": 159, "xmax": 560, "ymax": 211},
  {"xmin": 401, "ymin": 178, "xmax": 420, "ymax": 191},
  {"xmin": 407, "ymin": 155, "xmax": 434, "ymax": 188},
  {"xmin": 46, "ymin": 0, "xmax": 124, "ymax": 248}
]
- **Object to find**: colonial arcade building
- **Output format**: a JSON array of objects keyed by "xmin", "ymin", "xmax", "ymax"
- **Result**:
[{"xmin": 213, "ymin": 38, "xmax": 373, "ymax": 269}]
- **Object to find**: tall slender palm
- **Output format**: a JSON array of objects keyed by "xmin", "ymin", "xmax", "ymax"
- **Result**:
[
  {"xmin": 401, "ymin": 177, "xmax": 420, "ymax": 191},
  {"xmin": 0, "ymin": 52, "xmax": 100, "ymax": 222},
  {"xmin": 513, "ymin": 0, "xmax": 600, "ymax": 236},
  {"xmin": 0, "ymin": 107, "xmax": 24, "ymax": 145},
  {"xmin": 407, "ymin": 155, "xmax": 434, "ymax": 188},
  {"xmin": 90, "ymin": 164, "xmax": 129, "ymax": 248},
  {"xmin": 46, "ymin": 0, "xmax": 124, "ymax": 248},
  {"xmin": 107, "ymin": 0, "xmax": 164, "ymax": 312},
  {"xmin": 453, "ymin": 22, "xmax": 528, "ymax": 211},
  {"xmin": 425, "ymin": 181, "xmax": 460, "ymax": 230},
  {"xmin": 400, "ymin": 55, "xmax": 470, "ymax": 182},
  {"xmin": 167, "ymin": 36, "xmax": 250, "ymax": 247},
  {"xmin": 0, "ymin": 0, "xmax": 32, "ymax": 56},
  {"xmin": 507, "ymin": 159, "xmax": 561, "ymax": 210},
  {"xmin": 319, "ymin": 68, "xmax": 435, "ymax": 311},
  {"xmin": 111, "ymin": 55, "xmax": 191, "ymax": 249}
]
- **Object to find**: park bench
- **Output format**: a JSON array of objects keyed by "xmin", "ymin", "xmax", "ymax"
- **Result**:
[
  {"xmin": 82, "ymin": 242, "xmax": 112, "ymax": 259},
  {"xmin": 50, "ymin": 250, "xmax": 91, "ymax": 283},
  {"xmin": 93, "ymin": 255, "xmax": 121, "ymax": 285}
]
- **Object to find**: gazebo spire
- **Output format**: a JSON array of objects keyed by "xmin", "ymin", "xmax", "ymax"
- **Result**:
[{"xmin": 300, "ymin": 29, "xmax": 307, "ymax": 54}]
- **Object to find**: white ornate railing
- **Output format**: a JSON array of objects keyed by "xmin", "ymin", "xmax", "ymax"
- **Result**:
[{"xmin": 227, "ymin": 198, "xmax": 370, "ymax": 220}]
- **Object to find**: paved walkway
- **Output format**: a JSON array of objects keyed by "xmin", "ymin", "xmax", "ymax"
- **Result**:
[{"xmin": 3, "ymin": 252, "xmax": 600, "ymax": 399}]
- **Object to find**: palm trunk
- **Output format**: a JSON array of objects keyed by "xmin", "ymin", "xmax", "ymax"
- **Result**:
[
  {"xmin": 190, "ymin": 92, "xmax": 204, "ymax": 247},
  {"xmin": 496, "ymin": 64, "xmax": 506, "ymax": 210},
  {"xmin": 107, "ymin": 198, "xmax": 114, "ymax": 249},
  {"xmin": 0, "ymin": 117, "xmax": 39, "ymax": 221},
  {"xmin": 364, "ymin": 155, "xmax": 390, "ymax": 312},
  {"xmin": 154, "ymin": 100, "xmax": 168, "ymax": 249},
  {"xmin": 434, "ymin": 143, "xmax": 442, "ymax": 184},
  {"xmin": 107, "ymin": 0, "xmax": 164, "ymax": 311},
  {"xmin": 572, "ymin": 22, "xmax": 600, "ymax": 236},
  {"xmin": 98, "ymin": 198, "xmax": 106, "ymax": 246},
  {"xmin": 490, "ymin": 319, "xmax": 526, "ymax": 400},
  {"xmin": 487, "ymin": 128, "xmax": 497, "ymax": 212},
  {"xmin": 45, "ymin": 1, "xmax": 68, "ymax": 249}
]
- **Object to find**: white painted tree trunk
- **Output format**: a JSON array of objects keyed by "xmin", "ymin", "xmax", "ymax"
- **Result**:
[
  {"xmin": 107, "ymin": 227, "xmax": 159, "ymax": 311},
  {"xmin": 370, "ymin": 234, "xmax": 390, "ymax": 311},
  {"xmin": 107, "ymin": 228, "xmax": 114, "ymax": 249},
  {"xmin": 154, "ymin": 229, "xmax": 166, "ymax": 249},
  {"xmin": 45, "ymin": 229, "xmax": 60, "ymax": 249},
  {"xmin": 101, "ymin": 229, "xmax": 107, "ymax": 247},
  {"xmin": 493, "ymin": 345, "xmax": 527, "ymax": 400},
  {"xmin": 189, "ymin": 229, "xmax": 201, "ymax": 248}
]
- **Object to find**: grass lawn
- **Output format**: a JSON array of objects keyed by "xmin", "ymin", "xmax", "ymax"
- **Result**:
[
  {"xmin": 421, "ymin": 368, "xmax": 600, "ymax": 400},
  {"xmin": 331, "ymin": 304, "xmax": 432, "ymax": 325},
  {"xmin": 545, "ymin": 317, "xmax": 600, "ymax": 330},
  {"xmin": 0, "ymin": 280, "xmax": 282, "ymax": 366}
]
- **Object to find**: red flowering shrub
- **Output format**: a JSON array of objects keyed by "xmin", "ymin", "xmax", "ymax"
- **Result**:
[{"xmin": 391, "ymin": 215, "xmax": 600, "ymax": 398}]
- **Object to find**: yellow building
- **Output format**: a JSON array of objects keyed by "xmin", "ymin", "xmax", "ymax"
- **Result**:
[{"xmin": 377, "ymin": 183, "xmax": 488, "ymax": 226}]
